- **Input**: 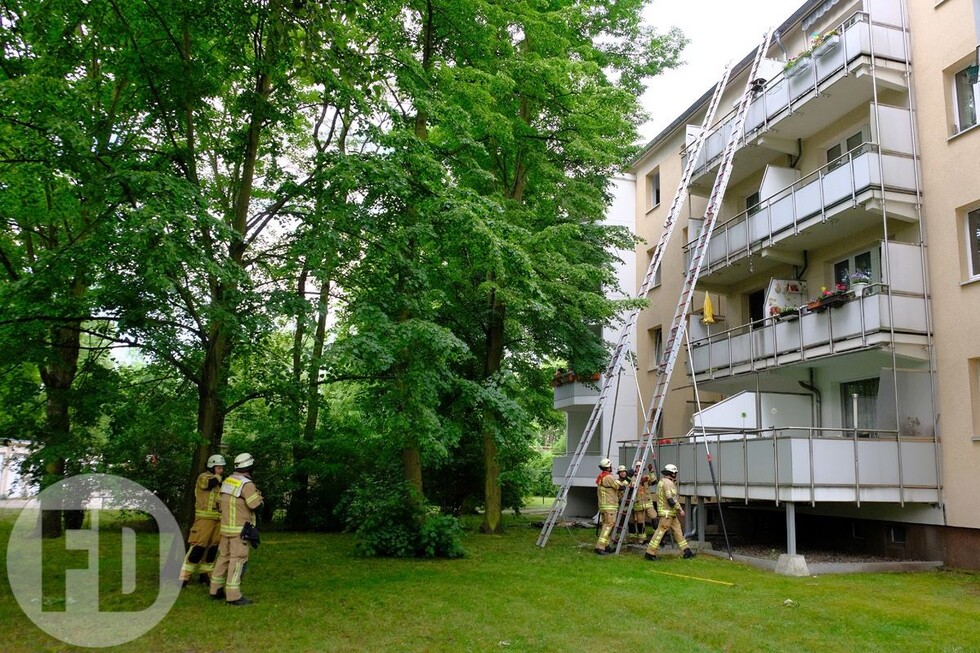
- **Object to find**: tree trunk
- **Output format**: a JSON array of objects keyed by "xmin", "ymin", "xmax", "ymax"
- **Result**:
[
  {"xmin": 179, "ymin": 315, "xmax": 229, "ymax": 530},
  {"xmin": 480, "ymin": 292, "xmax": 506, "ymax": 534},
  {"xmin": 403, "ymin": 446, "xmax": 423, "ymax": 494},
  {"xmin": 37, "ymin": 318, "xmax": 82, "ymax": 538},
  {"xmin": 287, "ymin": 276, "xmax": 329, "ymax": 529}
]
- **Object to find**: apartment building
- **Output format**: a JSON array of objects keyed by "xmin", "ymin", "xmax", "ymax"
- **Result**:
[{"xmin": 627, "ymin": 0, "xmax": 980, "ymax": 567}]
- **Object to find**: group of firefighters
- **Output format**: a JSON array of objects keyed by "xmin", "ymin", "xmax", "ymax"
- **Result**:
[
  {"xmin": 594, "ymin": 457, "xmax": 696, "ymax": 560},
  {"xmin": 179, "ymin": 451, "xmax": 264, "ymax": 606}
]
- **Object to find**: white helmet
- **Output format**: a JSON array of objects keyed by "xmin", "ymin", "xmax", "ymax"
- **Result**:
[
  {"xmin": 206, "ymin": 454, "xmax": 226, "ymax": 469},
  {"xmin": 234, "ymin": 453, "xmax": 255, "ymax": 470},
  {"xmin": 617, "ymin": 465, "xmax": 628, "ymax": 473},
  {"xmin": 633, "ymin": 460, "xmax": 642, "ymax": 468},
  {"xmin": 663, "ymin": 463, "xmax": 679, "ymax": 475},
  {"xmin": 599, "ymin": 458, "xmax": 612, "ymax": 470}
]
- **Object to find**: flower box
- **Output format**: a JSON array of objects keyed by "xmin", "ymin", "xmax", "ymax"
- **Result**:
[
  {"xmin": 785, "ymin": 55, "xmax": 812, "ymax": 79},
  {"xmin": 812, "ymin": 34, "xmax": 840, "ymax": 58}
]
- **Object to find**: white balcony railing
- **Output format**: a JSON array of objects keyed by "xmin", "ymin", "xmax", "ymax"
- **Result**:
[
  {"xmin": 621, "ymin": 427, "xmax": 940, "ymax": 506},
  {"xmin": 683, "ymin": 6, "xmax": 910, "ymax": 176},
  {"xmin": 684, "ymin": 143, "xmax": 917, "ymax": 273},
  {"xmin": 688, "ymin": 288, "xmax": 929, "ymax": 378}
]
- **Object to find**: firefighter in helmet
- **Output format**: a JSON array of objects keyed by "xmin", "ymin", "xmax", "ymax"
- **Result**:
[
  {"xmin": 631, "ymin": 460, "xmax": 657, "ymax": 543},
  {"xmin": 209, "ymin": 452, "xmax": 263, "ymax": 605},
  {"xmin": 594, "ymin": 458, "xmax": 629, "ymax": 555},
  {"xmin": 180, "ymin": 453, "xmax": 225, "ymax": 587},
  {"xmin": 644, "ymin": 463, "xmax": 696, "ymax": 561}
]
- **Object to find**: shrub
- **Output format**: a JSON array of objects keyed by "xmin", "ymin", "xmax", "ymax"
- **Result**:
[{"xmin": 338, "ymin": 477, "xmax": 465, "ymax": 558}]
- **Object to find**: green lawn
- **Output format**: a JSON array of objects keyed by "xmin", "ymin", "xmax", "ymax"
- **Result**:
[{"xmin": 1, "ymin": 509, "xmax": 978, "ymax": 652}]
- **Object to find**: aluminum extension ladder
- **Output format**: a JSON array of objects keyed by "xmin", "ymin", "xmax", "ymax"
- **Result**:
[
  {"xmin": 535, "ymin": 60, "xmax": 736, "ymax": 549},
  {"xmin": 609, "ymin": 28, "xmax": 775, "ymax": 554}
]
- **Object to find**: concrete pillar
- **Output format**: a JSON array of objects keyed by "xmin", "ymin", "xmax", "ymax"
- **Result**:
[{"xmin": 786, "ymin": 501, "xmax": 797, "ymax": 555}]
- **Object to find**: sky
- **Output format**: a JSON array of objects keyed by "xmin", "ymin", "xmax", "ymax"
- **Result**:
[{"xmin": 638, "ymin": 0, "xmax": 806, "ymax": 143}]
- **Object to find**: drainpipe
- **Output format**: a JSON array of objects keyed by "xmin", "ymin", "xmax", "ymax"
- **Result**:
[{"xmin": 799, "ymin": 376, "xmax": 821, "ymax": 429}]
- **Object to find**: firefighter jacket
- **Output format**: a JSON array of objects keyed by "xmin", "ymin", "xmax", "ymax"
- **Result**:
[
  {"xmin": 194, "ymin": 471, "xmax": 223, "ymax": 520},
  {"xmin": 657, "ymin": 476, "xmax": 681, "ymax": 518},
  {"xmin": 596, "ymin": 470, "xmax": 627, "ymax": 512},
  {"xmin": 633, "ymin": 475, "xmax": 655, "ymax": 511},
  {"xmin": 219, "ymin": 472, "xmax": 263, "ymax": 537}
]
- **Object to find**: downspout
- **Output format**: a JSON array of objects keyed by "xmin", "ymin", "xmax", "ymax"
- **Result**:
[{"xmin": 800, "ymin": 376, "xmax": 821, "ymax": 429}]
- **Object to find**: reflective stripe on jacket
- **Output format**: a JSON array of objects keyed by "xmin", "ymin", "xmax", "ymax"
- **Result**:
[
  {"xmin": 657, "ymin": 476, "xmax": 680, "ymax": 518},
  {"xmin": 596, "ymin": 471, "xmax": 626, "ymax": 511},
  {"xmin": 194, "ymin": 472, "xmax": 222, "ymax": 520},
  {"xmin": 219, "ymin": 473, "xmax": 263, "ymax": 536}
]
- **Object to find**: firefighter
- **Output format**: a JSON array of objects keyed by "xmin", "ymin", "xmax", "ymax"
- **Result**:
[
  {"xmin": 179, "ymin": 454, "xmax": 225, "ymax": 587},
  {"xmin": 594, "ymin": 458, "xmax": 629, "ymax": 555},
  {"xmin": 209, "ymin": 453, "xmax": 263, "ymax": 605},
  {"xmin": 644, "ymin": 463, "xmax": 696, "ymax": 561},
  {"xmin": 631, "ymin": 461, "xmax": 657, "ymax": 543}
]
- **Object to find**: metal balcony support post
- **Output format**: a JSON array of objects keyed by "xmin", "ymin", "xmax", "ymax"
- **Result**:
[
  {"xmin": 853, "ymin": 392, "xmax": 862, "ymax": 507},
  {"xmin": 808, "ymin": 428, "xmax": 816, "ymax": 506},
  {"xmin": 743, "ymin": 429, "xmax": 749, "ymax": 504},
  {"xmin": 773, "ymin": 427, "xmax": 780, "ymax": 508},
  {"xmin": 786, "ymin": 501, "xmax": 798, "ymax": 555}
]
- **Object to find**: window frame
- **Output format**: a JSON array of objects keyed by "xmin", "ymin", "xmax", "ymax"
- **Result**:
[
  {"xmin": 648, "ymin": 326, "xmax": 663, "ymax": 372},
  {"xmin": 966, "ymin": 208, "xmax": 980, "ymax": 280},
  {"xmin": 825, "ymin": 126, "xmax": 870, "ymax": 169},
  {"xmin": 833, "ymin": 246, "xmax": 881, "ymax": 287},
  {"xmin": 952, "ymin": 61, "xmax": 979, "ymax": 134},
  {"xmin": 841, "ymin": 377, "xmax": 880, "ymax": 437},
  {"xmin": 646, "ymin": 167, "xmax": 661, "ymax": 210}
]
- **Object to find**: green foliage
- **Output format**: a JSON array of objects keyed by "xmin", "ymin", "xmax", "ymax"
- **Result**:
[
  {"xmin": 339, "ymin": 477, "xmax": 464, "ymax": 559},
  {"xmin": 419, "ymin": 513, "xmax": 465, "ymax": 559}
]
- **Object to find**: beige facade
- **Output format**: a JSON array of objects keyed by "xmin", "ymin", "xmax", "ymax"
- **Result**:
[{"xmin": 630, "ymin": 0, "xmax": 980, "ymax": 566}]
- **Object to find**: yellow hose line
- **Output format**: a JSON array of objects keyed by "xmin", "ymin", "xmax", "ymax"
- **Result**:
[{"xmin": 648, "ymin": 570, "xmax": 735, "ymax": 586}]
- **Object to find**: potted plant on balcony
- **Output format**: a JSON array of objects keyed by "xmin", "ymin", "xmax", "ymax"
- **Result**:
[
  {"xmin": 810, "ymin": 30, "xmax": 841, "ymax": 58},
  {"xmin": 784, "ymin": 50, "xmax": 813, "ymax": 78},
  {"xmin": 849, "ymin": 269, "xmax": 871, "ymax": 296},
  {"xmin": 806, "ymin": 283, "xmax": 849, "ymax": 312},
  {"xmin": 769, "ymin": 305, "xmax": 800, "ymax": 321}
]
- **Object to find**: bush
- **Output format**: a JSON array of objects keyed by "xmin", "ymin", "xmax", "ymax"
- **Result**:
[{"xmin": 338, "ymin": 477, "xmax": 465, "ymax": 559}]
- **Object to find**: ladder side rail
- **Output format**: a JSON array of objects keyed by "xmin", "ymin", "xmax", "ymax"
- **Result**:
[
  {"xmin": 612, "ymin": 30, "xmax": 774, "ymax": 554},
  {"xmin": 535, "ymin": 63, "xmax": 736, "ymax": 548}
]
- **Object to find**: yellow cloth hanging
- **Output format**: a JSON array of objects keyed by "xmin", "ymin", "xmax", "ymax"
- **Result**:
[{"xmin": 702, "ymin": 293, "xmax": 715, "ymax": 324}]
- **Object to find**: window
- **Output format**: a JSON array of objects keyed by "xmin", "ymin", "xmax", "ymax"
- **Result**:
[
  {"xmin": 889, "ymin": 525, "xmax": 907, "ymax": 545},
  {"xmin": 833, "ymin": 247, "xmax": 880, "ymax": 286},
  {"xmin": 966, "ymin": 209, "xmax": 980, "ymax": 278},
  {"xmin": 841, "ymin": 378, "xmax": 880, "ymax": 437},
  {"xmin": 647, "ymin": 168, "xmax": 661, "ymax": 209},
  {"xmin": 649, "ymin": 326, "xmax": 663, "ymax": 371},
  {"xmin": 969, "ymin": 358, "xmax": 980, "ymax": 438},
  {"xmin": 826, "ymin": 127, "xmax": 869, "ymax": 167},
  {"xmin": 747, "ymin": 289, "xmax": 766, "ymax": 324},
  {"xmin": 645, "ymin": 247, "xmax": 662, "ymax": 288},
  {"xmin": 746, "ymin": 190, "xmax": 761, "ymax": 215},
  {"xmin": 953, "ymin": 62, "xmax": 978, "ymax": 133}
]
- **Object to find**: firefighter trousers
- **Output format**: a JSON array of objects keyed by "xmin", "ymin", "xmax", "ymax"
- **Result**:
[{"xmin": 209, "ymin": 534, "xmax": 251, "ymax": 602}]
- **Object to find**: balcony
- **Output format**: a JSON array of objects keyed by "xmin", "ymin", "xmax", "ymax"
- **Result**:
[
  {"xmin": 684, "ymin": 4, "xmax": 911, "ymax": 193},
  {"xmin": 654, "ymin": 429, "xmax": 939, "ymax": 505},
  {"xmin": 552, "ymin": 374, "xmax": 601, "ymax": 410},
  {"xmin": 686, "ymin": 142, "xmax": 918, "ymax": 286},
  {"xmin": 688, "ymin": 286, "xmax": 929, "ymax": 381}
]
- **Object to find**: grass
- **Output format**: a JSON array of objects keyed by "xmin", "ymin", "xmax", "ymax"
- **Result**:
[{"xmin": 1, "ymin": 509, "xmax": 979, "ymax": 652}]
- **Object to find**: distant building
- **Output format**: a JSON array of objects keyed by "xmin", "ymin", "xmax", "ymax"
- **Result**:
[
  {"xmin": 0, "ymin": 440, "xmax": 35, "ymax": 500},
  {"xmin": 550, "ymin": 173, "xmax": 641, "ymax": 516}
]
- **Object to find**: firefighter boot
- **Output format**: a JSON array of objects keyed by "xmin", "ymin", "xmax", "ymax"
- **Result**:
[
  {"xmin": 644, "ymin": 552, "xmax": 657, "ymax": 561},
  {"xmin": 683, "ymin": 548, "xmax": 696, "ymax": 559}
]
